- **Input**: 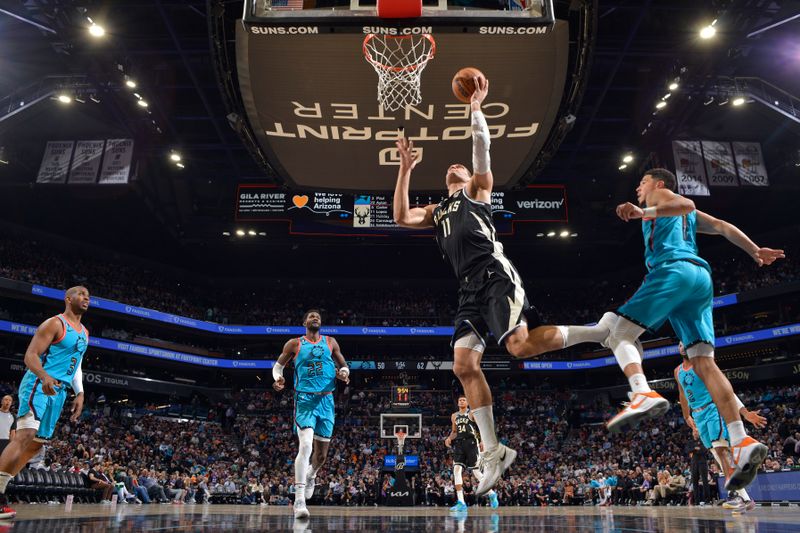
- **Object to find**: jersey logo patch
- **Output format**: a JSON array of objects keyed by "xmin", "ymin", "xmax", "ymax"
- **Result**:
[{"xmin": 310, "ymin": 345, "xmax": 325, "ymax": 359}]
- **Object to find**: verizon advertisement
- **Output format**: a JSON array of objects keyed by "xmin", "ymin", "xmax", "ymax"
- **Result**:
[{"xmin": 236, "ymin": 21, "xmax": 569, "ymax": 191}]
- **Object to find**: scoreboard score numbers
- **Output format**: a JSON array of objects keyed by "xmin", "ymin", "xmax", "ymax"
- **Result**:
[{"xmin": 393, "ymin": 386, "xmax": 411, "ymax": 407}]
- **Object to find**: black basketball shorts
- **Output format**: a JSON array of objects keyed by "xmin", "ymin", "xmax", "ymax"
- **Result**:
[
  {"xmin": 451, "ymin": 261, "xmax": 541, "ymax": 348},
  {"xmin": 452, "ymin": 438, "xmax": 480, "ymax": 469}
]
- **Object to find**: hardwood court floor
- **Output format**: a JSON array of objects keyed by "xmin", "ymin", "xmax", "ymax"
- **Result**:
[{"xmin": 3, "ymin": 503, "xmax": 800, "ymax": 532}]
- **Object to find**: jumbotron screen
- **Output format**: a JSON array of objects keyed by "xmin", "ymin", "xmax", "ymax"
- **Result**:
[{"xmin": 235, "ymin": 184, "xmax": 567, "ymax": 236}]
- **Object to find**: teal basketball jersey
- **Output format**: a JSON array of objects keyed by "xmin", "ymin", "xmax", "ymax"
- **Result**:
[
  {"xmin": 641, "ymin": 211, "xmax": 710, "ymax": 272},
  {"xmin": 36, "ymin": 314, "xmax": 89, "ymax": 388},
  {"xmin": 293, "ymin": 336, "xmax": 336, "ymax": 394},
  {"xmin": 677, "ymin": 363, "xmax": 713, "ymax": 410}
]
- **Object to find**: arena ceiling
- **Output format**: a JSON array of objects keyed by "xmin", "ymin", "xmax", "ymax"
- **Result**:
[{"xmin": 0, "ymin": 0, "xmax": 797, "ymax": 278}]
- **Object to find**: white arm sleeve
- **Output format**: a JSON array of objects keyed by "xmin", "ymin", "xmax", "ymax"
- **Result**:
[
  {"xmin": 272, "ymin": 362, "xmax": 285, "ymax": 381},
  {"xmin": 471, "ymin": 109, "xmax": 491, "ymax": 174},
  {"xmin": 734, "ymin": 394, "xmax": 745, "ymax": 411},
  {"xmin": 72, "ymin": 362, "xmax": 84, "ymax": 394}
]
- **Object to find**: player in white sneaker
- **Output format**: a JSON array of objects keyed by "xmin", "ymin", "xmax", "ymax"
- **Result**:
[
  {"xmin": 595, "ymin": 169, "xmax": 782, "ymax": 491},
  {"xmin": 675, "ymin": 343, "xmax": 765, "ymax": 512}
]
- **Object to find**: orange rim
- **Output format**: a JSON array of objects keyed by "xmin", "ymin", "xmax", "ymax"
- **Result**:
[{"xmin": 363, "ymin": 33, "xmax": 436, "ymax": 73}]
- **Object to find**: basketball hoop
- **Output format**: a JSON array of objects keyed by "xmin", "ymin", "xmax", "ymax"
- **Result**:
[
  {"xmin": 395, "ymin": 430, "xmax": 407, "ymax": 454},
  {"xmin": 363, "ymin": 33, "xmax": 436, "ymax": 112}
]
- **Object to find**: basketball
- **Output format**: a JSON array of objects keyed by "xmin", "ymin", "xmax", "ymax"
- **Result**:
[{"xmin": 452, "ymin": 67, "xmax": 485, "ymax": 103}]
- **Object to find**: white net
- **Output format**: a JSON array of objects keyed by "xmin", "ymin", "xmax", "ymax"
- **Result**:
[{"xmin": 363, "ymin": 34, "xmax": 436, "ymax": 112}]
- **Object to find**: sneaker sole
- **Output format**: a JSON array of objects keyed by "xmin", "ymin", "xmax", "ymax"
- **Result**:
[
  {"xmin": 606, "ymin": 399, "xmax": 669, "ymax": 434},
  {"xmin": 294, "ymin": 510, "xmax": 310, "ymax": 520},
  {"xmin": 0, "ymin": 512, "xmax": 15, "ymax": 520},
  {"xmin": 725, "ymin": 444, "xmax": 768, "ymax": 491}
]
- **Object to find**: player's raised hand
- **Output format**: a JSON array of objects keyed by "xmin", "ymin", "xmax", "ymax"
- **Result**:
[
  {"xmin": 395, "ymin": 137, "xmax": 418, "ymax": 172},
  {"xmin": 41, "ymin": 374, "xmax": 60, "ymax": 396},
  {"xmin": 616, "ymin": 202, "xmax": 644, "ymax": 222},
  {"xmin": 751, "ymin": 247, "xmax": 785, "ymax": 267},
  {"xmin": 273, "ymin": 376, "xmax": 285, "ymax": 392},
  {"xmin": 744, "ymin": 409, "xmax": 767, "ymax": 429},
  {"xmin": 470, "ymin": 75, "xmax": 489, "ymax": 109}
]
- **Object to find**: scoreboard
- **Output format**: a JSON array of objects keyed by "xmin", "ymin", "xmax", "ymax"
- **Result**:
[
  {"xmin": 393, "ymin": 386, "xmax": 411, "ymax": 407},
  {"xmin": 235, "ymin": 184, "xmax": 567, "ymax": 236}
]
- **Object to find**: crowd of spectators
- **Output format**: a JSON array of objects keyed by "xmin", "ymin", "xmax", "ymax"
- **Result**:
[
  {"xmin": 0, "ymin": 235, "xmax": 796, "ymax": 329},
  {"xmin": 1, "ymin": 379, "xmax": 796, "ymax": 507}
]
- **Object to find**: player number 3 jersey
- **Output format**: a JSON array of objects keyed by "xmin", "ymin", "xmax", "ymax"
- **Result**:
[{"xmin": 30, "ymin": 314, "xmax": 89, "ymax": 389}]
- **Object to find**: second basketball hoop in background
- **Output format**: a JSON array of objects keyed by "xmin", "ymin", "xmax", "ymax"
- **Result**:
[
  {"xmin": 363, "ymin": 33, "xmax": 436, "ymax": 112},
  {"xmin": 452, "ymin": 67, "xmax": 485, "ymax": 103}
]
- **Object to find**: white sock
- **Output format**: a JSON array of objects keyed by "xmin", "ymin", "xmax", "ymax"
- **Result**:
[
  {"xmin": 471, "ymin": 406, "xmax": 498, "ymax": 451},
  {"xmin": 558, "ymin": 324, "xmax": 608, "ymax": 348},
  {"xmin": 457, "ymin": 489, "xmax": 465, "ymax": 503},
  {"xmin": 628, "ymin": 373, "xmax": 652, "ymax": 394},
  {"xmin": 727, "ymin": 421, "xmax": 747, "ymax": 446},
  {"xmin": 738, "ymin": 488, "xmax": 751, "ymax": 502},
  {"xmin": 0, "ymin": 472, "xmax": 11, "ymax": 493}
]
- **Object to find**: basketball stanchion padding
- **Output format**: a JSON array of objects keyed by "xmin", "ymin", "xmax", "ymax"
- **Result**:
[{"xmin": 377, "ymin": 0, "xmax": 422, "ymax": 18}]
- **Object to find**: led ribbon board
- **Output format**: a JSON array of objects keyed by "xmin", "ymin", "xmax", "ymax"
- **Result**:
[{"xmin": 236, "ymin": 16, "xmax": 569, "ymax": 191}]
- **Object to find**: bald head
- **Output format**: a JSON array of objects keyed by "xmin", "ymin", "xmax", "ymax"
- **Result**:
[
  {"xmin": 66, "ymin": 286, "xmax": 88, "ymax": 298},
  {"xmin": 64, "ymin": 285, "xmax": 90, "ymax": 315},
  {"xmin": 1, "ymin": 395, "xmax": 11, "ymax": 411}
]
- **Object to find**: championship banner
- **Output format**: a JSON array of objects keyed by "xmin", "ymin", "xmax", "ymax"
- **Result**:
[
  {"xmin": 671, "ymin": 140, "xmax": 709, "ymax": 196},
  {"xmin": 36, "ymin": 141, "xmax": 74, "ymax": 183},
  {"xmin": 700, "ymin": 141, "xmax": 738, "ymax": 187},
  {"xmin": 98, "ymin": 139, "xmax": 135, "ymax": 184},
  {"xmin": 68, "ymin": 140, "xmax": 106, "ymax": 184},
  {"xmin": 732, "ymin": 142, "xmax": 769, "ymax": 186}
]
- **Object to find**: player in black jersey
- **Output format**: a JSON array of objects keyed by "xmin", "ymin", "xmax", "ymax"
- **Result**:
[
  {"xmin": 444, "ymin": 395, "xmax": 499, "ymax": 511},
  {"xmin": 392, "ymin": 74, "xmax": 614, "ymax": 495}
]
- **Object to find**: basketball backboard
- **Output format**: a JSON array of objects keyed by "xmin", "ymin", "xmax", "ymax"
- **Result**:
[{"xmin": 232, "ymin": 0, "xmax": 574, "ymax": 191}]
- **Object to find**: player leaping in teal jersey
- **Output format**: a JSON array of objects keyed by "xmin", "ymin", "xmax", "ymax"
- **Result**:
[
  {"xmin": 272, "ymin": 309, "xmax": 350, "ymax": 520},
  {"xmin": 675, "ymin": 342, "xmax": 767, "ymax": 513},
  {"xmin": 569, "ymin": 168, "xmax": 783, "ymax": 493},
  {"xmin": 0, "ymin": 286, "xmax": 91, "ymax": 520}
]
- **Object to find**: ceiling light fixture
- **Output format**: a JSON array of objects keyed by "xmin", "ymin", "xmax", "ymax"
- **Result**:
[
  {"xmin": 88, "ymin": 23, "xmax": 105, "ymax": 38},
  {"xmin": 700, "ymin": 20, "xmax": 717, "ymax": 39}
]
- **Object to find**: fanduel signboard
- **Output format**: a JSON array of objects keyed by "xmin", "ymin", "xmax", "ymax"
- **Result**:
[{"xmin": 236, "ymin": 21, "xmax": 569, "ymax": 191}]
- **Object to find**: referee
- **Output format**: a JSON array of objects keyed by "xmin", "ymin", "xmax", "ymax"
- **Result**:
[{"xmin": 0, "ymin": 395, "xmax": 15, "ymax": 455}]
